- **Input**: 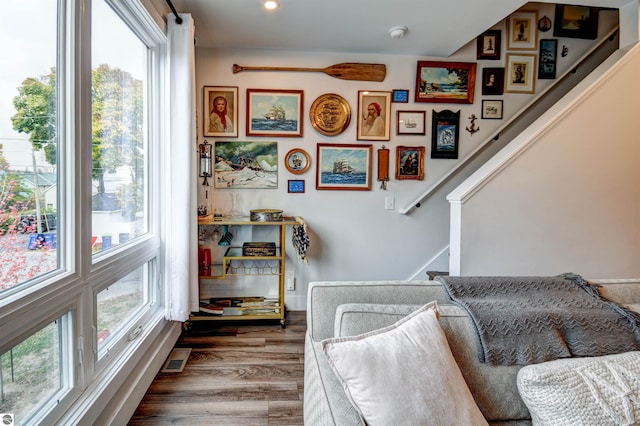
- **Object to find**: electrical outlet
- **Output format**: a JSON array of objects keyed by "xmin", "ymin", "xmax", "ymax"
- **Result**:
[{"xmin": 385, "ymin": 196, "xmax": 395, "ymax": 210}]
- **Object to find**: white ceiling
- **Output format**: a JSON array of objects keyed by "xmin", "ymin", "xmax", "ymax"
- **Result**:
[{"xmin": 166, "ymin": 0, "xmax": 629, "ymax": 57}]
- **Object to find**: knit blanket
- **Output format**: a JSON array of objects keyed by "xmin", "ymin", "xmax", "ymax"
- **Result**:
[{"xmin": 436, "ymin": 274, "xmax": 640, "ymax": 366}]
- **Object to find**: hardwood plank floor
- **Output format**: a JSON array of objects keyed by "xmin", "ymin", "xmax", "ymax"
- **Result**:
[{"xmin": 129, "ymin": 311, "xmax": 306, "ymax": 425}]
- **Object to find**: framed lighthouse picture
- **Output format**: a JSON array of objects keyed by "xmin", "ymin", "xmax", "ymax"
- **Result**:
[{"xmin": 246, "ymin": 89, "xmax": 304, "ymax": 137}]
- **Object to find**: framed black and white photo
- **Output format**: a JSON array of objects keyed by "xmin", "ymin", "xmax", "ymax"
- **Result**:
[
  {"xmin": 481, "ymin": 100, "xmax": 504, "ymax": 120},
  {"xmin": 477, "ymin": 30, "xmax": 501, "ymax": 60},
  {"xmin": 396, "ymin": 111, "xmax": 426, "ymax": 135},
  {"xmin": 481, "ymin": 68, "xmax": 504, "ymax": 96},
  {"xmin": 505, "ymin": 53, "xmax": 536, "ymax": 94}
]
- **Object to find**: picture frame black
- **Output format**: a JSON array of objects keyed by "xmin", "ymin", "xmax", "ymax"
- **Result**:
[
  {"xmin": 538, "ymin": 39, "xmax": 558, "ymax": 79},
  {"xmin": 431, "ymin": 110, "xmax": 460, "ymax": 159},
  {"xmin": 287, "ymin": 180, "xmax": 305, "ymax": 193},
  {"xmin": 476, "ymin": 30, "xmax": 501, "ymax": 60},
  {"xmin": 481, "ymin": 67, "xmax": 504, "ymax": 96},
  {"xmin": 553, "ymin": 5, "xmax": 599, "ymax": 40},
  {"xmin": 481, "ymin": 100, "xmax": 504, "ymax": 120}
]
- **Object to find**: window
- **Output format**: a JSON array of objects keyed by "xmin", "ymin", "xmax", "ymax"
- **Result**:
[
  {"xmin": 97, "ymin": 263, "xmax": 151, "ymax": 355},
  {"xmin": 0, "ymin": 0, "xmax": 59, "ymax": 292},
  {"xmin": 91, "ymin": 0, "xmax": 149, "ymax": 254},
  {"xmin": 0, "ymin": 1, "xmax": 166, "ymax": 424},
  {"xmin": 0, "ymin": 317, "xmax": 71, "ymax": 424}
]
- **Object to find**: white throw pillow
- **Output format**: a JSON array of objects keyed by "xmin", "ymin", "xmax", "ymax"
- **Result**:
[
  {"xmin": 517, "ymin": 351, "xmax": 640, "ymax": 426},
  {"xmin": 321, "ymin": 301, "xmax": 488, "ymax": 426}
]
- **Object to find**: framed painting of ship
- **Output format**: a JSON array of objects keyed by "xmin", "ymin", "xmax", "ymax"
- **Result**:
[
  {"xmin": 396, "ymin": 146, "xmax": 425, "ymax": 180},
  {"xmin": 357, "ymin": 90, "xmax": 391, "ymax": 141},
  {"xmin": 213, "ymin": 141, "xmax": 278, "ymax": 189},
  {"xmin": 415, "ymin": 61, "xmax": 476, "ymax": 104},
  {"xmin": 203, "ymin": 86, "xmax": 238, "ymax": 138},
  {"xmin": 246, "ymin": 89, "xmax": 304, "ymax": 137},
  {"xmin": 397, "ymin": 111, "xmax": 426, "ymax": 135},
  {"xmin": 316, "ymin": 143, "xmax": 372, "ymax": 191}
]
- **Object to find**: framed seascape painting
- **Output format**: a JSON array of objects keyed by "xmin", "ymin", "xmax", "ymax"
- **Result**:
[
  {"xmin": 396, "ymin": 146, "xmax": 425, "ymax": 180},
  {"xmin": 246, "ymin": 89, "xmax": 303, "ymax": 137},
  {"xmin": 415, "ymin": 61, "xmax": 476, "ymax": 104},
  {"xmin": 203, "ymin": 86, "xmax": 238, "ymax": 138},
  {"xmin": 316, "ymin": 143, "xmax": 372, "ymax": 191},
  {"xmin": 213, "ymin": 141, "xmax": 278, "ymax": 189},
  {"xmin": 431, "ymin": 110, "xmax": 460, "ymax": 159},
  {"xmin": 505, "ymin": 53, "xmax": 536, "ymax": 94},
  {"xmin": 507, "ymin": 10, "xmax": 538, "ymax": 50},
  {"xmin": 357, "ymin": 90, "xmax": 391, "ymax": 141}
]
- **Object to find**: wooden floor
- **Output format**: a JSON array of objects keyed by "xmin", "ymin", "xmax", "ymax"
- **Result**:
[{"xmin": 128, "ymin": 311, "xmax": 306, "ymax": 425}]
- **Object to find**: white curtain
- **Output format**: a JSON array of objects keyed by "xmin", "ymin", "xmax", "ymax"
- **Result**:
[{"xmin": 165, "ymin": 13, "xmax": 198, "ymax": 321}]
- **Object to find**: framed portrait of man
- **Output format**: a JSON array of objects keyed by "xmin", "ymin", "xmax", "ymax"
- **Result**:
[{"xmin": 357, "ymin": 91, "xmax": 391, "ymax": 141}]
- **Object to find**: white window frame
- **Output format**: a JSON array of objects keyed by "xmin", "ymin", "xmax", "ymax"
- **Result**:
[{"xmin": 0, "ymin": 1, "xmax": 169, "ymax": 424}]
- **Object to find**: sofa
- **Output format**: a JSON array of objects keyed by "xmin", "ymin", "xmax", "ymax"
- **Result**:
[{"xmin": 303, "ymin": 279, "xmax": 640, "ymax": 425}]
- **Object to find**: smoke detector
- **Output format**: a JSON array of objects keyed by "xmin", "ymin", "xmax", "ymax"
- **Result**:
[{"xmin": 389, "ymin": 26, "xmax": 408, "ymax": 39}]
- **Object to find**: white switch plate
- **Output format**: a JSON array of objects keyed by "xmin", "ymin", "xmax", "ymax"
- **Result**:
[
  {"xmin": 385, "ymin": 196, "xmax": 395, "ymax": 210},
  {"xmin": 286, "ymin": 271, "xmax": 295, "ymax": 290}
]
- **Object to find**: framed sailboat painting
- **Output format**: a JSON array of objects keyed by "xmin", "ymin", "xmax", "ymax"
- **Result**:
[
  {"xmin": 316, "ymin": 143, "xmax": 372, "ymax": 191},
  {"xmin": 246, "ymin": 89, "xmax": 304, "ymax": 137}
]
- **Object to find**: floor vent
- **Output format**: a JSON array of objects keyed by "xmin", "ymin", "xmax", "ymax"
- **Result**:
[{"xmin": 161, "ymin": 348, "xmax": 192, "ymax": 373}]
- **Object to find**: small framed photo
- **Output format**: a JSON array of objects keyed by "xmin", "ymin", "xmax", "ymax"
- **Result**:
[
  {"xmin": 415, "ymin": 61, "xmax": 477, "ymax": 104},
  {"xmin": 476, "ymin": 30, "xmax": 501, "ymax": 60},
  {"xmin": 203, "ymin": 86, "xmax": 238, "ymax": 138},
  {"xmin": 481, "ymin": 68, "xmax": 504, "ymax": 96},
  {"xmin": 507, "ymin": 10, "xmax": 538, "ymax": 51},
  {"xmin": 287, "ymin": 180, "xmax": 305, "ymax": 193},
  {"xmin": 431, "ymin": 109, "xmax": 460, "ymax": 159},
  {"xmin": 246, "ymin": 89, "xmax": 303, "ymax": 137},
  {"xmin": 357, "ymin": 91, "xmax": 391, "ymax": 141},
  {"xmin": 538, "ymin": 39, "xmax": 558, "ymax": 79},
  {"xmin": 396, "ymin": 146, "xmax": 425, "ymax": 180},
  {"xmin": 284, "ymin": 148, "xmax": 310, "ymax": 175},
  {"xmin": 554, "ymin": 5, "xmax": 598, "ymax": 40},
  {"xmin": 397, "ymin": 111, "xmax": 426, "ymax": 135},
  {"xmin": 505, "ymin": 53, "xmax": 537, "ymax": 94},
  {"xmin": 481, "ymin": 100, "xmax": 504, "ymax": 120},
  {"xmin": 392, "ymin": 89, "xmax": 409, "ymax": 103},
  {"xmin": 316, "ymin": 143, "xmax": 372, "ymax": 191}
]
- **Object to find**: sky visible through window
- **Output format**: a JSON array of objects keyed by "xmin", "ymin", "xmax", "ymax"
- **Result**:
[{"xmin": 0, "ymin": 0, "xmax": 144, "ymax": 170}]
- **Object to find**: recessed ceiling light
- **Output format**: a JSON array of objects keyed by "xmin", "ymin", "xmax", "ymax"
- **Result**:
[{"xmin": 264, "ymin": 0, "xmax": 279, "ymax": 10}]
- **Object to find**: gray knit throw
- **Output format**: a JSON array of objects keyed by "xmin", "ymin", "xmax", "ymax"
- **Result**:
[{"xmin": 436, "ymin": 274, "xmax": 640, "ymax": 366}]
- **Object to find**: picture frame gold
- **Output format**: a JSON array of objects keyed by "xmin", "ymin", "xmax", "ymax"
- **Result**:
[
  {"xmin": 396, "ymin": 146, "xmax": 425, "ymax": 180},
  {"xmin": 507, "ymin": 10, "xmax": 538, "ymax": 51},
  {"xmin": 505, "ymin": 53, "xmax": 536, "ymax": 94},
  {"xmin": 284, "ymin": 148, "xmax": 310, "ymax": 175},
  {"xmin": 203, "ymin": 86, "xmax": 238, "ymax": 138},
  {"xmin": 357, "ymin": 91, "xmax": 391, "ymax": 141}
]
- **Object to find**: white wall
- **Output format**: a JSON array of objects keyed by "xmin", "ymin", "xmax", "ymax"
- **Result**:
[
  {"xmin": 194, "ymin": 6, "xmax": 620, "ymax": 309},
  {"xmin": 450, "ymin": 44, "xmax": 640, "ymax": 279}
]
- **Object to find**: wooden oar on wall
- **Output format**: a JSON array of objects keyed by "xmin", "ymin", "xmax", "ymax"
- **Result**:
[{"xmin": 232, "ymin": 62, "xmax": 386, "ymax": 82}]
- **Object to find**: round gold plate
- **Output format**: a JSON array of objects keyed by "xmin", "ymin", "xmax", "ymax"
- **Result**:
[{"xmin": 309, "ymin": 93, "xmax": 351, "ymax": 136}]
